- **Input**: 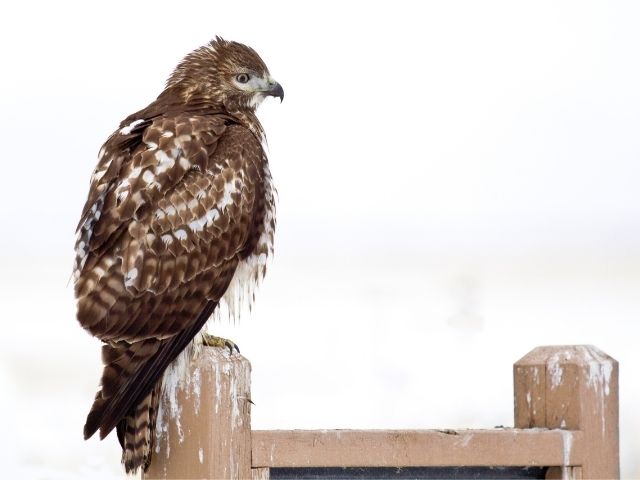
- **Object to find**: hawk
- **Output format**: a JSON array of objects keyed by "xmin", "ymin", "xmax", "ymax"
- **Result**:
[{"xmin": 73, "ymin": 37, "xmax": 282, "ymax": 473}]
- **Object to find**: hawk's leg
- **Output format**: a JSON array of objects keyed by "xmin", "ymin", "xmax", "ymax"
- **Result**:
[{"xmin": 202, "ymin": 333, "xmax": 240, "ymax": 354}]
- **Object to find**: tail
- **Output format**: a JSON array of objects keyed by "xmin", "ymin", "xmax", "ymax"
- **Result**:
[
  {"xmin": 83, "ymin": 301, "xmax": 218, "ymax": 473},
  {"xmin": 83, "ymin": 339, "xmax": 161, "ymax": 441},
  {"xmin": 117, "ymin": 383, "xmax": 161, "ymax": 473}
]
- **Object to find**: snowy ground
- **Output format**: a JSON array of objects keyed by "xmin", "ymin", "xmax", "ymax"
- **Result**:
[{"xmin": 2, "ymin": 246, "xmax": 638, "ymax": 479}]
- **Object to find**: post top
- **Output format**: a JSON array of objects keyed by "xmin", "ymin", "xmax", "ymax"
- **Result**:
[{"xmin": 514, "ymin": 345, "xmax": 617, "ymax": 367}]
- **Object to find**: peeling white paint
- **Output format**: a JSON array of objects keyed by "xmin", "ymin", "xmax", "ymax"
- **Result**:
[
  {"xmin": 580, "ymin": 345, "xmax": 613, "ymax": 396},
  {"xmin": 191, "ymin": 367, "xmax": 202, "ymax": 414},
  {"xmin": 161, "ymin": 357, "xmax": 185, "ymax": 446},
  {"xmin": 561, "ymin": 429, "xmax": 573, "ymax": 480},
  {"xmin": 215, "ymin": 363, "xmax": 221, "ymax": 414},
  {"xmin": 578, "ymin": 345, "xmax": 613, "ymax": 437},
  {"xmin": 269, "ymin": 443, "xmax": 276, "ymax": 464},
  {"xmin": 155, "ymin": 337, "xmax": 204, "ymax": 453},
  {"xmin": 458, "ymin": 433, "xmax": 473, "ymax": 447},
  {"xmin": 154, "ymin": 403, "xmax": 166, "ymax": 455},
  {"xmin": 548, "ymin": 352, "xmax": 564, "ymax": 389}
]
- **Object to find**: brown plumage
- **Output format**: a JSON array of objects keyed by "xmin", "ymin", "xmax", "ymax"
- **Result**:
[{"xmin": 73, "ymin": 37, "xmax": 282, "ymax": 474}]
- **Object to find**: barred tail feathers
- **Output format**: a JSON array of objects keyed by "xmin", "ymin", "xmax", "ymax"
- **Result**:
[
  {"xmin": 83, "ymin": 340, "xmax": 161, "ymax": 441},
  {"xmin": 117, "ymin": 383, "xmax": 161, "ymax": 473}
]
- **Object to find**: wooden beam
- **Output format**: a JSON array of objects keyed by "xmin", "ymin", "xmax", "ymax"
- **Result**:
[{"xmin": 251, "ymin": 428, "xmax": 584, "ymax": 468}]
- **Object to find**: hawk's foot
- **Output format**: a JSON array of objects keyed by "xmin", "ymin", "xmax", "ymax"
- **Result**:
[{"xmin": 202, "ymin": 333, "xmax": 240, "ymax": 354}]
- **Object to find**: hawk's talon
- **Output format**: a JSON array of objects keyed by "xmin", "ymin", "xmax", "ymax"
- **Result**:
[{"xmin": 202, "ymin": 333, "xmax": 240, "ymax": 354}]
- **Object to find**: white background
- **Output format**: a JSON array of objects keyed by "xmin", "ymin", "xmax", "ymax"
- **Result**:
[{"xmin": 1, "ymin": 1, "xmax": 638, "ymax": 478}]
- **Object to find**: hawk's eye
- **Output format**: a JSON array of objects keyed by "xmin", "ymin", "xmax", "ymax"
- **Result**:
[{"xmin": 236, "ymin": 73, "xmax": 250, "ymax": 84}]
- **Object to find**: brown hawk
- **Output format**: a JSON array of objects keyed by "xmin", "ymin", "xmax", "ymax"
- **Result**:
[{"xmin": 73, "ymin": 37, "xmax": 282, "ymax": 473}]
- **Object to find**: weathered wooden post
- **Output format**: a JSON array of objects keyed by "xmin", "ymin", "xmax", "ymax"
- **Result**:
[
  {"xmin": 144, "ymin": 346, "xmax": 252, "ymax": 480},
  {"xmin": 514, "ymin": 345, "xmax": 619, "ymax": 479}
]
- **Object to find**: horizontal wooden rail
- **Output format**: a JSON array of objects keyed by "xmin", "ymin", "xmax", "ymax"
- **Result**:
[{"xmin": 252, "ymin": 429, "xmax": 583, "ymax": 468}]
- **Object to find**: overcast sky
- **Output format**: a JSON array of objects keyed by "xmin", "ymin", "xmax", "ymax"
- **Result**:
[
  {"xmin": 1, "ymin": 1, "xmax": 639, "ymax": 478},
  {"xmin": 2, "ymin": 1, "xmax": 640, "ymax": 259}
]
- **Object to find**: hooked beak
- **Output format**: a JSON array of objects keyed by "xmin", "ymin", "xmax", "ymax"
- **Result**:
[{"xmin": 266, "ymin": 82, "xmax": 284, "ymax": 102}]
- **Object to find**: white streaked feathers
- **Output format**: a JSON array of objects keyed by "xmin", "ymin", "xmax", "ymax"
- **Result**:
[
  {"xmin": 73, "ymin": 189, "xmax": 108, "ymax": 280},
  {"xmin": 217, "ymin": 163, "xmax": 275, "ymax": 323},
  {"xmin": 174, "ymin": 229, "xmax": 187, "ymax": 241},
  {"xmin": 129, "ymin": 166, "xmax": 142, "ymax": 179},
  {"xmin": 220, "ymin": 251, "xmax": 268, "ymax": 323},
  {"xmin": 188, "ymin": 208, "xmax": 220, "ymax": 233},
  {"xmin": 120, "ymin": 119, "xmax": 144, "ymax": 135},
  {"xmin": 185, "ymin": 177, "xmax": 237, "ymax": 233},
  {"xmin": 219, "ymin": 178, "xmax": 237, "ymax": 211},
  {"xmin": 155, "ymin": 150, "xmax": 175, "ymax": 174},
  {"xmin": 161, "ymin": 234, "xmax": 173, "ymax": 245},
  {"xmin": 124, "ymin": 268, "xmax": 139, "ymax": 287},
  {"xmin": 91, "ymin": 168, "xmax": 108, "ymax": 183},
  {"xmin": 179, "ymin": 157, "xmax": 191, "ymax": 170}
]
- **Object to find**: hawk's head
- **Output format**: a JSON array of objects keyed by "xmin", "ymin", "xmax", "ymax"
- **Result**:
[{"xmin": 167, "ymin": 37, "xmax": 284, "ymax": 113}]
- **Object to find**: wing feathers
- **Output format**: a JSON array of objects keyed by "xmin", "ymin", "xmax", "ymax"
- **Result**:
[
  {"xmin": 77, "ymin": 130, "xmax": 266, "ymax": 341},
  {"xmin": 96, "ymin": 299, "xmax": 221, "ymax": 440}
]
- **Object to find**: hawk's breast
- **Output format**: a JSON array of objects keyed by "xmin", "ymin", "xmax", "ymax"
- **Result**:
[{"xmin": 221, "ymin": 161, "xmax": 275, "ymax": 321}]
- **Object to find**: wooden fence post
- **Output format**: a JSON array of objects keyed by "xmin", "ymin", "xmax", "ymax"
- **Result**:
[
  {"xmin": 514, "ymin": 345, "xmax": 619, "ymax": 479},
  {"xmin": 144, "ymin": 346, "xmax": 252, "ymax": 480}
]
